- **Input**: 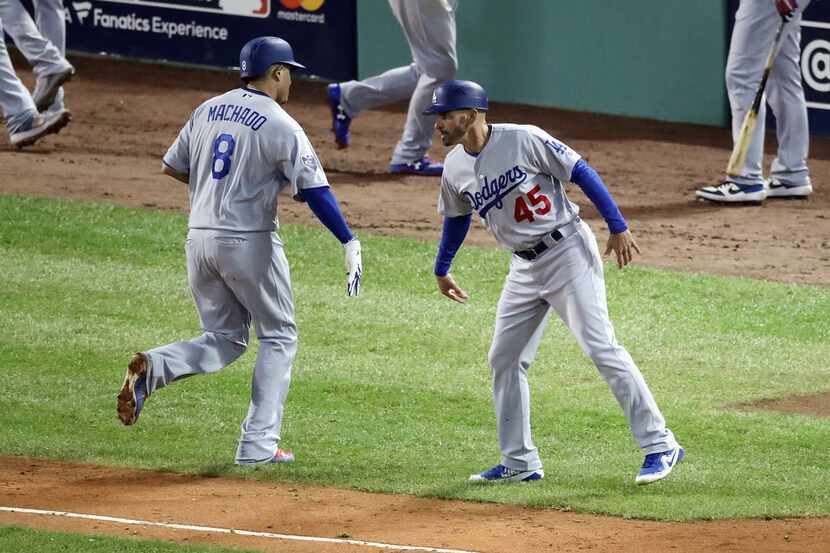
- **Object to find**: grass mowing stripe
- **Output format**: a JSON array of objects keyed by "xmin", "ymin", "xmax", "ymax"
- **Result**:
[{"xmin": 0, "ymin": 195, "xmax": 829, "ymax": 520}]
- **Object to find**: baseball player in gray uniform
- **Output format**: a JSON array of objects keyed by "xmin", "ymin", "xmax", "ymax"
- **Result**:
[
  {"xmin": 429, "ymin": 81, "xmax": 683, "ymax": 484},
  {"xmin": 117, "ymin": 37, "xmax": 363, "ymax": 466},
  {"xmin": 0, "ymin": 13, "xmax": 69, "ymax": 147},
  {"xmin": 326, "ymin": 0, "xmax": 457, "ymax": 176},
  {"xmin": 697, "ymin": 0, "xmax": 811, "ymax": 203},
  {"xmin": 0, "ymin": 0, "xmax": 74, "ymax": 113}
]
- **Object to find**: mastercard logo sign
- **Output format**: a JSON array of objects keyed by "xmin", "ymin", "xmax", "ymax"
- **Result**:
[{"xmin": 279, "ymin": 0, "xmax": 325, "ymax": 11}]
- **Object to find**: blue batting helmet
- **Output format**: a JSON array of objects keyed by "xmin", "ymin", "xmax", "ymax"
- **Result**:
[
  {"xmin": 423, "ymin": 80, "xmax": 488, "ymax": 115},
  {"xmin": 239, "ymin": 36, "xmax": 306, "ymax": 81}
]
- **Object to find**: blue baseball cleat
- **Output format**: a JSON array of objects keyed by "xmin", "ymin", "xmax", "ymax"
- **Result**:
[
  {"xmin": 326, "ymin": 83, "xmax": 351, "ymax": 149},
  {"xmin": 389, "ymin": 156, "xmax": 444, "ymax": 177},
  {"xmin": 469, "ymin": 464, "xmax": 544, "ymax": 483},
  {"xmin": 636, "ymin": 445, "xmax": 684, "ymax": 485},
  {"xmin": 117, "ymin": 352, "xmax": 149, "ymax": 426}
]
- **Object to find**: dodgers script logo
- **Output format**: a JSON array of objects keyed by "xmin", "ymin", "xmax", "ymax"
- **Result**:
[{"xmin": 464, "ymin": 165, "xmax": 527, "ymax": 217}]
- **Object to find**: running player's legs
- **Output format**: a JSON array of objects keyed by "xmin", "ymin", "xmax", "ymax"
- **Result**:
[
  {"xmin": 339, "ymin": 63, "xmax": 420, "ymax": 118},
  {"xmin": 489, "ymin": 262, "xmax": 550, "ymax": 472},
  {"xmin": 543, "ymin": 225, "xmax": 677, "ymax": 454},
  {"xmin": 144, "ymin": 230, "xmax": 251, "ymax": 394},
  {"xmin": 767, "ymin": 0, "xmax": 811, "ymax": 185},
  {"xmin": 217, "ymin": 233, "xmax": 298, "ymax": 464},
  {"xmin": 0, "ymin": 0, "xmax": 70, "ymax": 78},
  {"xmin": 34, "ymin": 0, "xmax": 66, "ymax": 52}
]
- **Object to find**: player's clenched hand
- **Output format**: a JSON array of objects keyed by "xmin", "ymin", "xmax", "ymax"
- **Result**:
[
  {"xmin": 775, "ymin": 0, "xmax": 798, "ymax": 20},
  {"xmin": 344, "ymin": 238, "xmax": 362, "ymax": 296},
  {"xmin": 436, "ymin": 273, "xmax": 468, "ymax": 304},
  {"xmin": 604, "ymin": 230, "xmax": 641, "ymax": 269}
]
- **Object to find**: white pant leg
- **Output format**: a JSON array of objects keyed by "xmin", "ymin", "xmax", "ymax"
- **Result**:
[
  {"xmin": 488, "ymin": 260, "xmax": 550, "ymax": 471},
  {"xmin": 0, "ymin": 0, "xmax": 69, "ymax": 77},
  {"xmin": 725, "ymin": 0, "xmax": 780, "ymax": 186},
  {"xmin": 0, "ymin": 17, "xmax": 38, "ymax": 131},
  {"xmin": 389, "ymin": 0, "xmax": 457, "ymax": 163},
  {"xmin": 541, "ymin": 225, "xmax": 677, "ymax": 454},
  {"xmin": 34, "ymin": 0, "xmax": 67, "ymax": 111},
  {"xmin": 767, "ymin": 0, "xmax": 811, "ymax": 186},
  {"xmin": 224, "ymin": 233, "xmax": 298, "ymax": 463},
  {"xmin": 339, "ymin": 63, "xmax": 419, "ymax": 117},
  {"xmin": 34, "ymin": 0, "xmax": 64, "ymax": 52}
]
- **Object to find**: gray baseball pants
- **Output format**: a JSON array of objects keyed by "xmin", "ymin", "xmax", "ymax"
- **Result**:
[
  {"xmin": 338, "ymin": 0, "xmax": 457, "ymax": 164},
  {"xmin": 0, "ymin": 16, "xmax": 37, "ymax": 132},
  {"xmin": 726, "ymin": 0, "xmax": 811, "ymax": 187},
  {"xmin": 143, "ymin": 229, "xmax": 298, "ymax": 464},
  {"xmin": 489, "ymin": 222, "xmax": 677, "ymax": 471}
]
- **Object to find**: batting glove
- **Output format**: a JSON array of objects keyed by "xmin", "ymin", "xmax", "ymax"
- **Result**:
[
  {"xmin": 344, "ymin": 238, "xmax": 362, "ymax": 296},
  {"xmin": 775, "ymin": 0, "xmax": 798, "ymax": 20}
]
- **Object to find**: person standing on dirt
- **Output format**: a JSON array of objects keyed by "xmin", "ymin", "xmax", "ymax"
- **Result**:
[
  {"xmin": 0, "ymin": 12, "xmax": 70, "ymax": 148},
  {"xmin": 326, "ymin": 0, "xmax": 457, "ymax": 177},
  {"xmin": 0, "ymin": 0, "xmax": 74, "ymax": 115},
  {"xmin": 696, "ymin": 0, "xmax": 812, "ymax": 203}
]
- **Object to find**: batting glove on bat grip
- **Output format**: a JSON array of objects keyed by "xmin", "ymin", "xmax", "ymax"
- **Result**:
[
  {"xmin": 344, "ymin": 238, "xmax": 362, "ymax": 296},
  {"xmin": 775, "ymin": 0, "xmax": 797, "ymax": 20}
]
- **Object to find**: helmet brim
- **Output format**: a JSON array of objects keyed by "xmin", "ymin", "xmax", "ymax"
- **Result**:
[{"xmin": 422, "ymin": 105, "xmax": 486, "ymax": 116}]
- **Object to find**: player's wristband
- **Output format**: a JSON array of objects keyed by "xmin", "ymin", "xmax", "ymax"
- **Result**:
[
  {"xmin": 435, "ymin": 214, "xmax": 472, "ymax": 277},
  {"xmin": 301, "ymin": 186, "xmax": 354, "ymax": 244},
  {"xmin": 570, "ymin": 159, "xmax": 627, "ymax": 234}
]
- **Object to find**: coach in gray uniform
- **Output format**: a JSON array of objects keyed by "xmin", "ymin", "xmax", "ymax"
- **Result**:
[
  {"xmin": 429, "ymin": 80, "xmax": 683, "ymax": 485},
  {"xmin": 117, "ymin": 37, "xmax": 363, "ymax": 465},
  {"xmin": 697, "ymin": 0, "xmax": 812, "ymax": 203},
  {"xmin": 326, "ymin": 0, "xmax": 457, "ymax": 176}
]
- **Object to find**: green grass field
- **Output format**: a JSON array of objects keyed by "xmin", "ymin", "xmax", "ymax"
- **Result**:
[
  {"xmin": 0, "ymin": 526, "xmax": 261, "ymax": 553},
  {"xmin": 1, "ymin": 195, "xmax": 829, "ymax": 521}
]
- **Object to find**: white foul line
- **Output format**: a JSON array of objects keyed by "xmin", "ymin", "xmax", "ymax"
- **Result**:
[{"xmin": 0, "ymin": 506, "xmax": 480, "ymax": 553}]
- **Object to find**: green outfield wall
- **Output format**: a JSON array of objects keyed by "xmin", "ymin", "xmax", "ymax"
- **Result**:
[{"xmin": 356, "ymin": 0, "xmax": 728, "ymax": 126}]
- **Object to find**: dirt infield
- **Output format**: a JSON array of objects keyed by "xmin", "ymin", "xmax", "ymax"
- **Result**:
[
  {"xmin": 1, "ymin": 55, "xmax": 829, "ymax": 552},
  {"xmin": 2, "ymin": 456, "xmax": 830, "ymax": 553}
]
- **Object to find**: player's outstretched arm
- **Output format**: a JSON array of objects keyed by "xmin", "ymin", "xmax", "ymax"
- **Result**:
[
  {"xmin": 301, "ymin": 186, "xmax": 361, "ymax": 296},
  {"xmin": 434, "ymin": 214, "xmax": 471, "ymax": 303}
]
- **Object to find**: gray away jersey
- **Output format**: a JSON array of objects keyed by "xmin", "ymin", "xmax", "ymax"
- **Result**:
[
  {"xmin": 438, "ymin": 124, "xmax": 582, "ymax": 250},
  {"xmin": 164, "ymin": 87, "xmax": 329, "ymax": 232}
]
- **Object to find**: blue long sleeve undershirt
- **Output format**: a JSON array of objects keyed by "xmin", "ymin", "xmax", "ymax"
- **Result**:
[
  {"xmin": 299, "ymin": 186, "xmax": 354, "ymax": 244},
  {"xmin": 570, "ymin": 159, "xmax": 627, "ymax": 234},
  {"xmin": 434, "ymin": 214, "xmax": 471, "ymax": 277}
]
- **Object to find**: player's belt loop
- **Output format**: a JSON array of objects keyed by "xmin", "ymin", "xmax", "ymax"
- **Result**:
[{"xmin": 513, "ymin": 216, "xmax": 582, "ymax": 261}]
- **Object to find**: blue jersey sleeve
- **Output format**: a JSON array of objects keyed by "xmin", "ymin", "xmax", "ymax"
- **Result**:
[
  {"xmin": 570, "ymin": 159, "xmax": 627, "ymax": 234},
  {"xmin": 300, "ymin": 187, "xmax": 354, "ymax": 245},
  {"xmin": 434, "ymin": 214, "xmax": 472, "ymax": 277}
]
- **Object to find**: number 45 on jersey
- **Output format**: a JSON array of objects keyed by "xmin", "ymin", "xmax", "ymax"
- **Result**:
[{"xmin": 514, "ymin": 184, "xmax": 551, "ymax": 223}]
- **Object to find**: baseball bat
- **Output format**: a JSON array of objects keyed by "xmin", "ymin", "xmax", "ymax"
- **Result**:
[{"xmin": 726, "ymin": 17, "xmax": 789, "ymax": 177}]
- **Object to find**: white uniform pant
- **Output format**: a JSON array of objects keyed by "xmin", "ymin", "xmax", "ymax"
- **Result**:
[
  {"xmin": 339, "ymin": 0, "xmax": 457, "ymax": 164},
  {"xmin": 0, "ymin": 16, "xmax": 37, "ymax": 131},
  {"xmin": 144, "ymin": 230, "xmax": 298, "ymax": 464},
  {"xmin": 726, "ymin": 0, "xmax": 811, "ymax": 186},
  {"xmin": 0, "ymin": 0, "xmax": 69, "ymax": 112},
  {"xmin": 489, "ymin": 223, "xmax": 677, "ymax": 471}
]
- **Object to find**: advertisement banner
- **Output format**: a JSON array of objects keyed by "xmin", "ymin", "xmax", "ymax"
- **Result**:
[
  {"xmin": 35, "ymin": 0, "xmax": 356, "ymax": 81},
  {"xmin": 727, "ymin": 0, "xmax": 830, "ymax": 136}
]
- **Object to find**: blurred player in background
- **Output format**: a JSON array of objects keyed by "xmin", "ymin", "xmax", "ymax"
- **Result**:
[
  {"xmin": 326, "ymin": 0, "xmax": 458, "ymax": 176},
  {"xmin": 696, "ymin": 0, "xmax": 812, "ymax": 203},
  {"xmin": 0, "ymin": 0, "xmax": 73, "ymax": 114},
  {"xmin": 0, "ymin": 12, "xmax": 70, "ymax": 147}
]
